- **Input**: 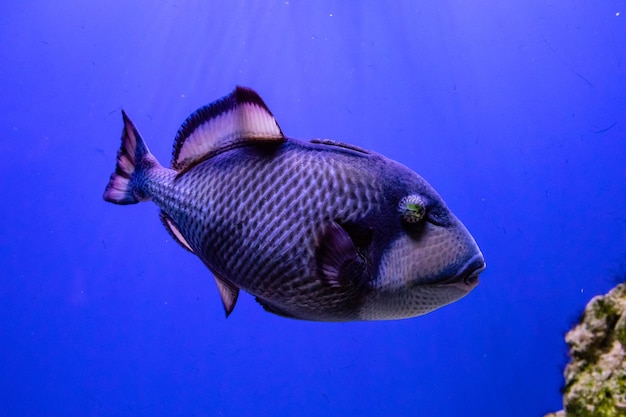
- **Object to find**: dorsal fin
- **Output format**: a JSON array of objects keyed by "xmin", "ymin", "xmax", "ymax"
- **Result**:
[
  {"xmin": 171, "ymin": 86, "xmax": 285, "ymax": 170},
  {"xmin": 310, "ymin": 138, "xmax": 370, "ymax": 154}
]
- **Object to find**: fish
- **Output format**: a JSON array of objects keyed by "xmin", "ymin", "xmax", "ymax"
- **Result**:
[{"xmin": 103, "ymin": 86, "xmax": 485, "ymax": 321}]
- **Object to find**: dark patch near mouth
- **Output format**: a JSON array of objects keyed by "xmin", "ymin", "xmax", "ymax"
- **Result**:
[{"xmin": 464, "ymin": 274, "xmax": 479, "ymax": 286}]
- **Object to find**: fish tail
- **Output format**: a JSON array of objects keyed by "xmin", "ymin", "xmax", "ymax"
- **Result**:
[{"xmin": 103, "ymin": 110, "xmax": 158, "ymax": 205}]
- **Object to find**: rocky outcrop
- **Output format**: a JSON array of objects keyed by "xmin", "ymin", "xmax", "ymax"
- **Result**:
[{"xmin": 547, "ymin": 283, "xmax": 626, "ymax": 417}]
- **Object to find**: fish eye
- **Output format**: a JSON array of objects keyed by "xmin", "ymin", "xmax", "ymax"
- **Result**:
[{"xmin": 398, "ymin": 195, "xmax": 426, "ymax": 224}]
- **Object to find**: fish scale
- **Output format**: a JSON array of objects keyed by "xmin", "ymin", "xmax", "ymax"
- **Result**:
[
  {"xmin": 167, "ymin": 143, "xmax": 385, "ymax": 318},
  {"xmin": 103, "ymin": 86, "xmax": 485, "ymax": 321}
]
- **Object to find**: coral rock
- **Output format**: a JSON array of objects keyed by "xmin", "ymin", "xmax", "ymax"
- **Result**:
[{"xmin": 547, "ymin": 283, "xmax": 626, "ymax": 417}]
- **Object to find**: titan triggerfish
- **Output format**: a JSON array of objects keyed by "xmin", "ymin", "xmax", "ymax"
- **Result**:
[{"xmin": 103, "ymin": 86, "xmax": 485, "ymax": 321}]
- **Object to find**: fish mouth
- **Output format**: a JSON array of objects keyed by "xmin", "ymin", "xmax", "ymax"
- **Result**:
[{"xmin": 441, "ymin": 254, "xmax": 486, "ymax": 291}]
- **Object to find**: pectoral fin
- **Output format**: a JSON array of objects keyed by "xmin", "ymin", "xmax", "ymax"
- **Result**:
[{"xmin": 316, "ymin": 222, "xmax": 369, "ymax": 288}]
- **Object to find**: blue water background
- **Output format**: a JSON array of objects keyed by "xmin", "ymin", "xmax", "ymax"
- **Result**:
[{"xmin": 1, "ymin": 2, "xmax": 625, "ymax": 416}]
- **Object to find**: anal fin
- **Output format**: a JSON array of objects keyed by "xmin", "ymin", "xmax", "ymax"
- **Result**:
[{"xmin": 214, "ymin": 274, "xmax": 240, "ymax": 317}]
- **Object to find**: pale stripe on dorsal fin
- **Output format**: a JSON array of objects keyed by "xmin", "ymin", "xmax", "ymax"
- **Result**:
[
  {"xmin": 171, "ymin": 86, "xmax": 285, "ymax": 171},
  {"xmin": 160, "ymin": 211, "xmax": 194, "ymax": 253}
]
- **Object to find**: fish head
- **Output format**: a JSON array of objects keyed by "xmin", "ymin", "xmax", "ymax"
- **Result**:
[{"xmin": 360, "ymin": 170, "xmax": 485, "ymax": 320}]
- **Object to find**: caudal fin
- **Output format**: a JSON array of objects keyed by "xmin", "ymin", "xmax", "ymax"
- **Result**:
[{"xmin": 103, "ymin": 110, "xmax": 153, "ymax": 205}]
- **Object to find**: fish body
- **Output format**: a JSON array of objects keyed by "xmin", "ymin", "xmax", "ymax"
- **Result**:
[{"xmin": 104, "ymin": 87, "xmax": 485, "ymax": 321}]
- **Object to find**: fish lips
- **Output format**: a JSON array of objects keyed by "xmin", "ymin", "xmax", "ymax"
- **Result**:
[{"xmin": 439, "ymin": 254, "xmax": 486, "ymax": 292}]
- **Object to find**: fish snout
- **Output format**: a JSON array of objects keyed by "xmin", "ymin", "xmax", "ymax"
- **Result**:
[{"xmin": 444, "ymin": 254, "xmax": 486, "ymax": 291}]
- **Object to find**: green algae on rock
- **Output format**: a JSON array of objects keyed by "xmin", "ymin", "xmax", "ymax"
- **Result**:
[{"xmin": 547, "ymin": 283, "xmax": 626, "ymax": 417}]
